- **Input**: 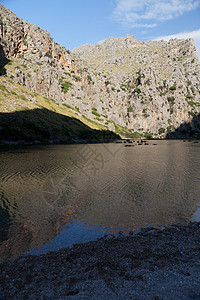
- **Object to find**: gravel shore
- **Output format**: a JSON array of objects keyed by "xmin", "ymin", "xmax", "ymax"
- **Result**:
[{"xmin": 0, "ymin": 222, "xmax": 200, "ymax": 299}]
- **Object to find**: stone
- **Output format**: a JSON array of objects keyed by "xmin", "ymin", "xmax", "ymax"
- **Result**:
[{"xmin": 0, "ymin": 3, "xmax": 200, "ymax": 138}]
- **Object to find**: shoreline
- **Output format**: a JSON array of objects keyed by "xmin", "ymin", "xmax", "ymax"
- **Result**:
[
  {"xmin": 0, "ymin": 137, "xmax": 199, "ymax": 148},
  {"xmin": 1, "ymin": 222, "xmax": 200, "ymax": 299}
]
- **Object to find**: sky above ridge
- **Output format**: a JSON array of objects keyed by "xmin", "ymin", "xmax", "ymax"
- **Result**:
[{"xmin": 1, "ymin": 0, "xmax": 200, "ymax": 58}]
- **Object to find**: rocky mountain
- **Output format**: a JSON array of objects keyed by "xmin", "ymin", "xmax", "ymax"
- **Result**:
[
  {"xmin": 0, "ymin": 4, "xmax": 119, "ymax": 143},
  {"xmin": 72, "ymin": 35, "xmax": 200, "ymax": 138},
  {"xmin": 0, "ymin": 3, "xmax": 200, "ymax": 141}
]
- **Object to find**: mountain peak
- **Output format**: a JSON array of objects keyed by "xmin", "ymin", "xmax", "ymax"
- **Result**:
[{"xmin": 0, "ymin": 4, "xmax": 200, "ymax": 140}]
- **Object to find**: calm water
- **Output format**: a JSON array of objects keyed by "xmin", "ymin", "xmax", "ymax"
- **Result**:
[{"xmin": 0, "ymin": 140, "xmax": 200, "ymax": 261}]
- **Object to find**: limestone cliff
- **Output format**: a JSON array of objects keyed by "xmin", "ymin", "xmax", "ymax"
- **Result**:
[
  {"xmin": 0, "ymin": 3, "xmax": 200, "ymax": 139},
  {"xmin": 0, "ymin": 3, "xmax": 78, "ymax": 102},
  {"xmin": 72, "ymin": 35, "xmax": 200, "ymax": 138}
]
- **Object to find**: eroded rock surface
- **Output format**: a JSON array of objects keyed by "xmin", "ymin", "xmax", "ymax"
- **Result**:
[{"xmin": 0, "ymin": 3, "xmax": 200, "ymax": 138}]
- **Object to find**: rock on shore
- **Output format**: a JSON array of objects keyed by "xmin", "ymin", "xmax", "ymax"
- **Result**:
[{"xmin": 0, "ymin": 222, "xmax": 200, "ymax": 299}]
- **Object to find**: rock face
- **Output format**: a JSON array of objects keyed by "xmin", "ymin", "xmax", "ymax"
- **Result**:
[
  {"xmin": 0, "ymin": 4, "xmax": 78, "ymax": 102},
  {"xmin": 72, "ymin": 35, "xmax": 200, "ymax": 137},
  {"xmin": 0, "ymin": 3, "xmax": 200, "ymax": 138}
]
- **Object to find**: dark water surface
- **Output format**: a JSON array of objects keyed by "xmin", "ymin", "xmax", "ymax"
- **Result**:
[{"xmin": 0, "ymin": 140, "xmax": 200, "ymax": 261}]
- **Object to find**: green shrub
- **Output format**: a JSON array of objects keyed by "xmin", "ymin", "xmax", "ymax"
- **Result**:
[
  {"xmin": 87, "ymin": 75, "xmax": 92, "ymax": 83},
  {"xmin": 144, "ymin": 79, "xmax": 150, "ymax": 85},
  {"xmin": 63, "ymin": 103, "xmax": 73, "ymax": 109},
  {"xmin": 20, "ymin": 95, "xmax": 27, "ymax": 101},
  {"xmin": 75, "ymin": 106, "xmax": 80, "ymax": 112},
  {"xmin": 186, "ymin": 94, "xmax": 193, "ymax": 99},
  {"xmin": 92, "ymin": 108, "xmax": 101, "ymax": 117},
  {"xmin": 73, "ymin": 75, "xmax": 81, "ymax": 81},
  {"xmin": 127, "ymin": 107, "xmax": 133, "ymax": 112},
  {"xmin": 187, "ymin": 101, "xmax": 197, "ymax": 107},
  {"xmin": 169, "ymin": 86, "xmax": 176, "ymax": 91},
  {"xmin": 158, "ymin": 128, "xmax": 165, "ymax": 134},
  {"xmin": 120, "ymin": 84, "xmax": 127, "ymax": 91},
  {"xmin": 191, "ymin": 88, "xmax": 195, "ymax": 94},
  {"xmin": 188, "ymin": 111, "xmax": 195, "ymax": 117},
  {"xmin": 105, "ymin": 80, "xmax": 110, "ymax": 86},
  {"xmin": 167, "ymin": 125, "xmax": 173, "ymax": 131},
  {"xmin": 62, "ymin": 81, "xmax": 73, "ymax": 93},
  {"xmin": 129, "ymin": 132, "xmax": 143, "ymax": 138},
  {"xmin": 167, "ymin": 97, "xmax": 175, "ymax": 104},
  {"xmin": 144, "ymin": 132, "xmax": 152, "ymax": 139},
  {"xmin": 0, "ymin": 85, "xmax": 8, "ymax": 92},
  {"xmin": 133, "ymin": 88, "xmax": 141, "ymax": 94},
  {"xmin": 1, "ymin": 39, "xmax": 7, "ymax": 46},
  {"xmin": 143, "ymin": 113, "xmax": 150, "ymax": 118}
]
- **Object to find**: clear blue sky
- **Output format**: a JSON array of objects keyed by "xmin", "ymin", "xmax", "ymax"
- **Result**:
[{"xmin": 1, "ymin": 0, "xmax": 200, "ymax": 57}]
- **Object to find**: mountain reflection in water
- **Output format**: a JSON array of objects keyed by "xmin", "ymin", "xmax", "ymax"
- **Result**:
[{"xmin": 0, "ymin": 140, "xmax": 200, "ymax": 261}]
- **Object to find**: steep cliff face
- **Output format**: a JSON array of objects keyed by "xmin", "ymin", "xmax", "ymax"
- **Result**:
[
  {"xmin": 72, "ymin": 35, "xmax": 200, "ymax": 137},
  {"xmin": 0, "ymin": 4, "xmax": 80, "ymax": 101},
  {"xmin": 0, "ymin": 3, "xmax": 200, "ymax": 138}
]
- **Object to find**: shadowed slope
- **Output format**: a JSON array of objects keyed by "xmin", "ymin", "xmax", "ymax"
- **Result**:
[
  {"xmin": 166, "ymin": 113, "xmax": 200, "ymax": 139},
  {"xmin": 0, "ymin": 44, "xmax": 9, "ymax": 76},
  {"xmin": 0, "ymin": 108, "xmax": 120, "ymax": 144}
]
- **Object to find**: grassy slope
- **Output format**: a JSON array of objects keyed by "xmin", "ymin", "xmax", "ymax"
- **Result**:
[
  {"xmin": 0, "ymin": 74, "xmax": 121, "ymax": 143},
  {"xmin": 0, "ymin": 56, "xmax": 147, "ymax": 141}
]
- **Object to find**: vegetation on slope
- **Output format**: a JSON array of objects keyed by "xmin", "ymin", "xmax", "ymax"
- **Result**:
[{"xmin": 0, "ymin": 75, "xmax": 119, "ymax": 144}]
